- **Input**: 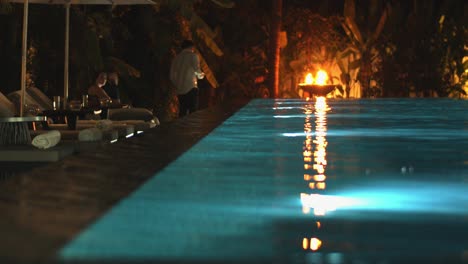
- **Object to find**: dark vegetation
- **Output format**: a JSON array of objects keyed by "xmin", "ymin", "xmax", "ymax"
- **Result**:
[{"xmin": 0, "ymin": 0, "xmax": 466, "ymax": 122}]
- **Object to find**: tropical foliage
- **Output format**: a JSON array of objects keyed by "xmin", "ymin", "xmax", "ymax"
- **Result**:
[
  {"xmin": 0, "ymin": 0, "xmax": 466, "ymax": 118},
  {"xmin": 282, "ymin": 9, "xmax": 346, "ymax": 97},
  {"xmin": 380, "ymin": 0, "xmax": 467, "ymax": 98},
  {"xmin": 0, "ymin": 0, "xmax": 235, "ymax": 122}
]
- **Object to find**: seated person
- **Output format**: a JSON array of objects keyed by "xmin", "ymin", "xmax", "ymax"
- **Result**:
[
  {"xmin": 104, "ymin": 71, "xmax": 121, "ymax": 104},
  {"xmin": 87, "ymin": 72, "xmax": 111, "ymax": 108}
]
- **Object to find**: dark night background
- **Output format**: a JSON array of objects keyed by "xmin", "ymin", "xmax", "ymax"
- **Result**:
[{"xmin": 0, "ymin": 0, "xmax": 466, "ymax": 121}]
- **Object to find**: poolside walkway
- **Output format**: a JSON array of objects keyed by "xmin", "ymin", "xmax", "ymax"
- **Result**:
[{"xmin": 0, "ymin": 98, "xmax": 249, "ymax": 263}]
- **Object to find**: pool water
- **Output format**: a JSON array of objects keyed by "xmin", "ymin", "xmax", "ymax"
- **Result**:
[{"xmin": 60, "ymin": 98, "xmax": 468, "ymax": 264}]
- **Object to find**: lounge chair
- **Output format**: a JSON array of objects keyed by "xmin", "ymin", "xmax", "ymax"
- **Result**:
[
  {"xmin": 0, "ymin": 91, "xmax": 16, "ymax": 117},
  {"xmin": 7, "ymin": 89, "xmax": 48, "ymax": 116},
  {"xmin": 26, "ymin": 86, "xmax": 54, "ymax": 110}
]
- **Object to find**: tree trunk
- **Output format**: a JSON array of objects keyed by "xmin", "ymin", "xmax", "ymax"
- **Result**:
[
  {"xmin": 359, "ymin": 54, "xmax": 372, "ymax": 97},
  {"xmin": 268, "ymin": 0, "xmax": 282, "ymax": 98}
]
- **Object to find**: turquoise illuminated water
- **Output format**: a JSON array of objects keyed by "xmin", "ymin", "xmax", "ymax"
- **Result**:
[{"xmin": 60, "ymin": 98, "xmax": 468, "ymax": 263}]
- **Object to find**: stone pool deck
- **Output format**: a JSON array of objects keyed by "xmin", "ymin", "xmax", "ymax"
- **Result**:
[{"xmin": 0, "ymin": 98, "xmax": 249, "ymax": 263}]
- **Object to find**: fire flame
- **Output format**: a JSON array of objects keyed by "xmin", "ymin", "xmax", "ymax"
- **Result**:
[
  {"xmin": 305, "ymin": 73, "xmax": 314, "ymax": 84},
  {"xmin": 301, "ymin": 70, "xmax": 329, "ymax": 86},
  {"xmin": 315, "ymin": 70, "xmax": 328, "ymax": 85}
]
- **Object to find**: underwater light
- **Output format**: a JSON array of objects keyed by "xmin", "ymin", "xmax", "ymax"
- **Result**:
[
  {"xmin": 300, "ymin": 193, "xmax": 364, "ymax": 216},
  {"xmin": 333, "ymin": 182, "xmax": 468, "ymax": 215}
]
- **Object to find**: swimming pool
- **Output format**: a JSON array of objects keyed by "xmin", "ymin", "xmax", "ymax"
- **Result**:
[{"xmin": 59, "ymin": 98, "xmax": 468, "ymax": 263}]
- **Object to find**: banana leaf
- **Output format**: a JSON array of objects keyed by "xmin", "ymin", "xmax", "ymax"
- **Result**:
[
  {"xmin": 194, "ymin": 27, "xmax": 223, "ymax": 56},
  {"xmin": 343, "ymin": 17, "xmax": 363, "ymax": 46},
  {"xmin": 336, "ymin": 55, "xmax": 347, "ymax": 73},
  {"xmin": 186, "ymin": 9, "xmax": 224, "ymax": 57},
  {"xmin": 165, "ymin": 0, "xmax": 226, "ymax": 86},
  {"xmin": 191, "ymin": 13, "xmax": 217, "ymax": 39},
  {"xmin": 210, "ymin": 0, "xmax": 234, "ymax": 8},
  {"xmin": 348, "ymin": 58, "xmax": 361, "ymax": 71},
  {"xmin": 198, "ymin": 52, "xmax": 219, "ymax": 88},
  {"xmin": 343, "ymin": 0, "xmax": 363, "ymax": 45},
  {"xmin": 104, "ymin": 56, "xmax": 141, "ymax": 78},
  {"xmin": 343, "ymin": 0, "xmax": 355, "ymax": 20},
  {"xmin": 371, "ymin": 3, "xmax": 390, "ymax": 45},
  {"xmin": 337, "ymin": 47, "xmax": 359, "ymax": 59}
]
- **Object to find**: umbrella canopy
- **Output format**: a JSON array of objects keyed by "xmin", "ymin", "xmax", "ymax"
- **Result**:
[
  {"xmin": 9, "ymin": 0, "xmax": 155, "ymax": 5},
  {"xmin": 9, "ymin": 0, "xmax": 155, "ymax": 115}
]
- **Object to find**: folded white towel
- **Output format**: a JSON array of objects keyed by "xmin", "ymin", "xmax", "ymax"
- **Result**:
[
  {"xmin": 78, "ymin": 127, "xmax": 103, "ymax": 142},
  {"xmin": 31, "ymin": 130, "xmax": 61, "ymax": 149},
  {"xmin": 149, "ymin": 118, "xmax": 160, "ymax": 128},
  {"xmin": 95, "ymin": 119, "xmax": 113, "ymax": 130}
]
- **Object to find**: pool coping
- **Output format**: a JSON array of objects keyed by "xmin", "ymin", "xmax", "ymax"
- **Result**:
[{"xmin": 0, "ymin": 98, "xmax": 250, "ymax": 263}]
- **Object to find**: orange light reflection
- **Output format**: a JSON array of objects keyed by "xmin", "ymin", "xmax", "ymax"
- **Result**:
[
  {"xmin": 302, "ymin": 238, "xmax": 309, "ymax": 250},
  {"xmin": 316, "ymin": 182, "xmax": 326, "ymax": 189},
  {"xmin": 314, "ymin": 175, "xmax": 326, "ymax": 182},
  {"xmin": 310, "ymin": 238, "xmax": 322, "ymax": 251},
  {"xmin": 301, "ymin": 97, "xmax": 330, "ymax": 251}
]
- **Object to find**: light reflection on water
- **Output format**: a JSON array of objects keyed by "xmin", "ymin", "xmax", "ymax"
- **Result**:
[
  {"xmin": 301, "ymin": 97, "xmax": 330, "ymax": 251},
  {"xmin": 301, "ymin": 97, "xmax": 331, "ymax": 213}
]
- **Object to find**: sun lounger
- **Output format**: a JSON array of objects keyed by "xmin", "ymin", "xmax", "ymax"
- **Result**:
[
  {"xmin": 26, "ymin": 86, "xmax": 54, "ymax": 110},
  {"xmin": 7, "ymin": 90, "xmax": 47, "ymax": 114},
  {"xmin": 0, "ymin": 91, "xmax": 16, "ymax": 117}
]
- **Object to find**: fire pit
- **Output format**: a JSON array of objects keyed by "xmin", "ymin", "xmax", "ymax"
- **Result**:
[
  {"xmin": 298, "ymin": 70, "xmax": 337, "ymax": 97},
  {"xmin": 298, "ymin": 84, "xmax": 337, "ymax": 97}
]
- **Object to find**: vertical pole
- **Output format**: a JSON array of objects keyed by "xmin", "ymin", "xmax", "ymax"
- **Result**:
[
  {"xmin": 20, "ymin": 0, "xmax": 29, "ymax": 117},
  {"xmin": 268, "ymin": 0, "xmax": 282, "ymax": 98},
  {"xmin": 64, "ymin": 2, "xmax": 70, "ymax": 103}
]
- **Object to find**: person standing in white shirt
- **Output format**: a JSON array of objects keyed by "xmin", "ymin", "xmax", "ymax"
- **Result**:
[{"xmin": 170, "ymin": 40, "xmax": 205, "ymax": 117}]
